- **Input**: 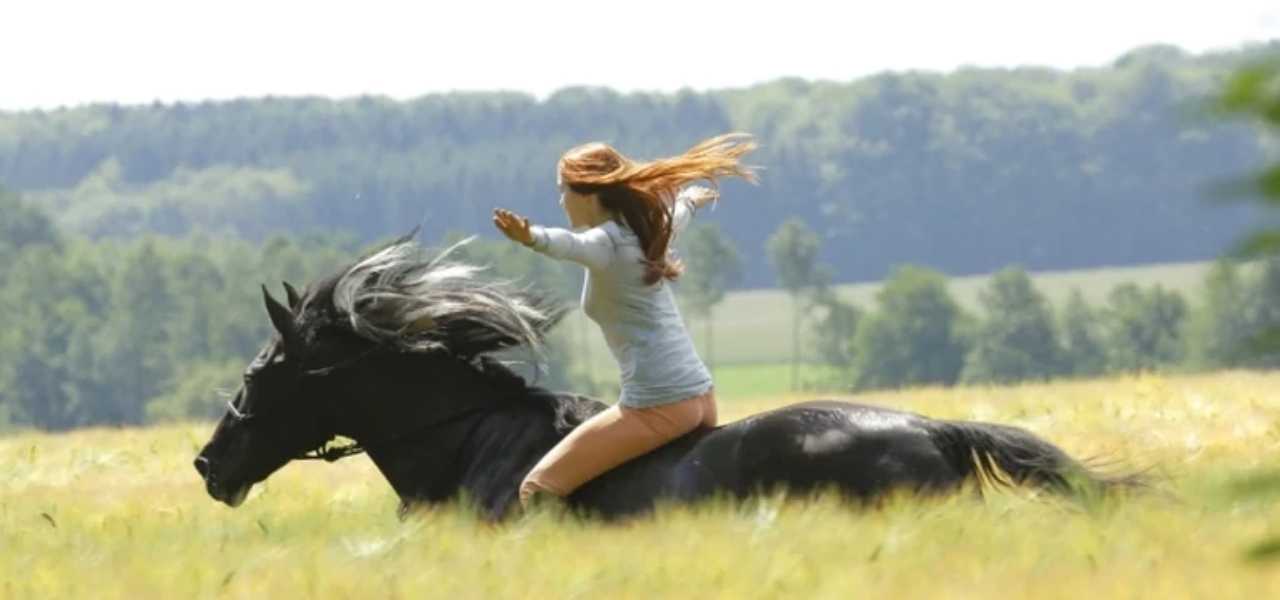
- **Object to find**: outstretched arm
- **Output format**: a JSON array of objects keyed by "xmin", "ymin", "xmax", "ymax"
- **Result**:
[
  {"xmin": 672, "ymin": 186, "xmax": 718, "ymax": 238},
  {"xmin": 492, "ymin": 208, "xmax": 614, "ymax": 270}
]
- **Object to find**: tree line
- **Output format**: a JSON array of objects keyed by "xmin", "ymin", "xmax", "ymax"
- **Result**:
[
  {"xmin": 3, "ymin": 183, "xmax": 1276, "ymax": 431},
  {"xmin": 748, "ymin": 216, "xmax": 1280, "ymax": 392},
  {"xmin": 6, "ymin": 43, "xmax": 1280, "ymax": 432},
  {"xmin": 2, "ymin": 44, "xmax": 1277, "ymax": 288}
]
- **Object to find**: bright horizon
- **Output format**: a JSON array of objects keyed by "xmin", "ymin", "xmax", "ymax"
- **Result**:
[{"xmin": 3, "ymin": 0, "xmax": 1279, "ymax": 111}]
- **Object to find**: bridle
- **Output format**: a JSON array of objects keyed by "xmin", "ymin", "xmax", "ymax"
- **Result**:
[
  {"xmin": 227, "ymin": 388, "xmax": 493, "ymax": 464},
  {"xmin": 296, "ymin": 404, "xmax": 493, "ymax": 462},
  {"xmin": 226, "ymin": 347, "xmax": 499, "ymax": 463},
  {"xmin": 224, "ymin": 344, "xmax": 392, "ymax": 425}
]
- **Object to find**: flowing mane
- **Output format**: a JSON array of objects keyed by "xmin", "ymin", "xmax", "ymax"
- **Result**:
[
  {"xmin": 327, "ymin": 234, "xmax": 566, "ymax": 358},
  {"xmin": 313, "ymin": 234, "xmax": 601, "ymax": 433}
]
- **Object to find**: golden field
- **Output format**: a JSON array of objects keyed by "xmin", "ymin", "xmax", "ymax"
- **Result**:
[{"xmin": 2, "ymin": 371, "xmax": 1278, "ymax": 599}]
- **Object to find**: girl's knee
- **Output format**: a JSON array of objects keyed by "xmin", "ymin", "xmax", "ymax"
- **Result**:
[
  {"xmin": 701, "ymin": 394, "xmax": 718, "ymax": 427},
  {"xmin": 519, "ymin": 473, "xmax": 566, "ymax": 509}
]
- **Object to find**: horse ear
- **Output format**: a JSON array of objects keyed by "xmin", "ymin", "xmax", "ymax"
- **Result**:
[
  {"xmin": 282, "ymin": 281, "xmax": 301, "ymax": 310},
  {"xmin": 262, "ymin": 285, "xmax": 301, "ymax": 352}
]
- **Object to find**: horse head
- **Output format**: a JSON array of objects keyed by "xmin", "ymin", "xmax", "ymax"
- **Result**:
[
  {"xmin": 193, "ymin": 280, "xmax": 366, "ymax": 506},
  {"xmin": 194, "ymin": 235, "xmax": 562, "ymax": 507}
]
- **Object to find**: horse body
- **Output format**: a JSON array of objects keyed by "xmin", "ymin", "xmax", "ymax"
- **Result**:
[
  {"xmin": 565, "ymin": 401, "xmax": 961, "ymax": 517},
  {"xmin": 193, "ymin": 237, "xmax": 1128, "ymax": 521},
  {"xmin": 319, "ymin": 355, "xmax": 1096, "ymax": 521}
]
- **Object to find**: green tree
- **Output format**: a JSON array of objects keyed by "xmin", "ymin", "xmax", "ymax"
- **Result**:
[
  {"xmin": 1187, "ymin": 260, "xmax": 1256, "ymax": 368},
  {"xmin": 676, "ymin": 223, "xmax": 743, "ymax": 372},
  {"xmin": 91, "ymin": 240, "xmax": 179, "ymax": 424},
  {"xmin": 1245, "ymin": 257, "xmax": 1280, "ymax": 366},
  {"xmin": 0, "ymin": 245, "xmax": 107, "ymax": 429},
  {"xmin": 3, "ymin": 46, "xmax": 1277, "ymax": 287},
  {"xmin": 851, "ymin": 266, "xmax": 968, "ymax": 389},
  {"xmin": 767, "ymin": 218, "xmax": 825, "ymax": 391},
  {"xmin": 164, "ymin": 248, "xmax": 228, "ymax": 360},
  {"xmin": 808, "ymin": 286, "xmax": 862, "ymax": 387},
  {"xmin": 1059, "ymin": 289, "xmax": 1107, "ymax": 377},
  {"xmin": 961, "ymin": 267, "xmax": 1064, "ymax": 384},
  {"xmin": 145, "ymin": 359, "xmax": 242, "ymax": 423},
  {"xmin": 1101, "ymin": 283, "xmax": 1188, "ymax": 372},
  {"xmin": 0, "ymin": 230, "xmax": 409, "ymax": 429},
  {"xmin": 1218, "ymin": 56, "xmax": 1280, "ymax": 356},
  {"xmin": 1186, "ymin": 258, "xmax": 1280, "ymax": 369},
  {"xmin": 0, "ymin": 186, "xmax": 60, "ymax": 262},
  {"xmin": 0, "ymin": 189, "xmax": 68, "ymax": 428}
]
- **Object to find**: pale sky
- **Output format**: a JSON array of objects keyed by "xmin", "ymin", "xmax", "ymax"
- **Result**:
[{"xmin": 3, "ymin": 0, "xmax": 1278, "ymax": 111}]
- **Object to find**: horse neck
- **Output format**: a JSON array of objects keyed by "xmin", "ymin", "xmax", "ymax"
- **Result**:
[
  {"xmin": 448, "ymin": 387, "xmax": 612, "ymax": 518},
  {"xmin": 450, "ymin": 394, "xmax": 573, "ymax": 517},
  {"xmin": 340, "ymin": 354, "xmax": 576, "ymax": 519}
]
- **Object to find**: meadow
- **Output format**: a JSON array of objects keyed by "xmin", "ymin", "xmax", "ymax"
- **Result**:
[{"xmin": 3, "ymin": 369, "xmax": 1278, "ymax": 598}]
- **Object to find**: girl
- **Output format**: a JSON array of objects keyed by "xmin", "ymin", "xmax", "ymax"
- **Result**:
[{"xmin": 492, "ymin": 133, "xmax": 758, "ymax": 507}]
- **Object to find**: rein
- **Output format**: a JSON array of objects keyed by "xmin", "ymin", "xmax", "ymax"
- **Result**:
[
  {"xmin": 295, "ymin": 405, "xmax": 492, "ymax": 463},
  {"xmin": 229, "ymin": 344, "xmax": 514, "ymax": 464},
  {"xmin": 293, "ymin": 352, "xmax": 507, "ymax": 463},
  {"xmin": 301, "ymin": 345, "xmax": 390, "ymax": 377}
]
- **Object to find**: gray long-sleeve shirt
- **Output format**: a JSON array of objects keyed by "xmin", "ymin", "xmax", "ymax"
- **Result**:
[{"xmin": 527, "ymin": 191, "xmax": 713, "ymax": 408}]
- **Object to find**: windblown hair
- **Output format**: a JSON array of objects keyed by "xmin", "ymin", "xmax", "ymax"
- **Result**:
[
  {"xmin": 559, "ymin": 133, "xmax": 759, "ymax": 285},
  {"xmin": 331, "ymin": 236, "xmax": 564, "ymax": 357}
]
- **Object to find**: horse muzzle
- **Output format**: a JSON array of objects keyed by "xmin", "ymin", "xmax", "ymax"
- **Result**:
[{"xmin": 194, "ymin": 456, "xmax": 252, "ymax": 507}]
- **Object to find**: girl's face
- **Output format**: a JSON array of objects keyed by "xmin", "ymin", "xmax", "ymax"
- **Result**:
[{"xmin": 558, "ymin": 173, "xmax": 606, "ymax": 229}]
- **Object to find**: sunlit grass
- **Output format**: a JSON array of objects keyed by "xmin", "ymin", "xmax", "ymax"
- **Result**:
[{"xmin": 3, "ymin": 371, "xmax": 1279, "ymax": 598}]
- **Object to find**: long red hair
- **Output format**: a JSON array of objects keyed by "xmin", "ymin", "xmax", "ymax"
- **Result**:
[{"xmin": 559, "ymin": 133, "xmax": 758, "ymax": 284}]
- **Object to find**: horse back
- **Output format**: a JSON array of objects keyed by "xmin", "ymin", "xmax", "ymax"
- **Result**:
[{"xmin": 569, "ymin": 401, "xmax": 961, "ymax": 515}]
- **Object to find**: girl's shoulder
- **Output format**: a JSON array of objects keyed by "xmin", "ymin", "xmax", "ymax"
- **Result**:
[{"xmin": 600, "ymin": 219, "xmax": 637, "ymax": 245}]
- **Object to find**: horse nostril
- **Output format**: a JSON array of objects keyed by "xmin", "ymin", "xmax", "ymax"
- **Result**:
[{"xmin": 194, "ymin": 456, "xmax": 211, "ymax": 479}]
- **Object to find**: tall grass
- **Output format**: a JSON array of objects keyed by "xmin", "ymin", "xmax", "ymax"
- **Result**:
[{"xmin": 2, "ymin": 371, "xmax": 1278, "ymax": 598}]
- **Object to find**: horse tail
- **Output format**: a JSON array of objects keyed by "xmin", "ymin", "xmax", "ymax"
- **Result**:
[{"xmin": 926, "ymin": 420, "xmax": 1142, "ymax": 496}]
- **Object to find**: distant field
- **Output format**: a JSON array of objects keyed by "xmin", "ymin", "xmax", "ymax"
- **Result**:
[
  {"xmin": 564, "ymin": 260, "xmax": 1214, "ymax": 374},
  {"xmin": 707, "ymin": 363, "xmax": 842, "ymax": 401},
  {"xmin": 3, "ymin": 371, "xmax": 1278, "ymax": 598}
]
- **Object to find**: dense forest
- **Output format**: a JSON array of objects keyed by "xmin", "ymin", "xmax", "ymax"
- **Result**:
[
  {"xmin": 3, "ymin": 43, "xmax": 1279, "ymax": 431},
  {"xmin": 7, "ymin": 181, "xmax": 1280, "ymax": 432},
  {"xmin": 3, "ymin": 44, "xmax": 1277, "ymax": 286}
]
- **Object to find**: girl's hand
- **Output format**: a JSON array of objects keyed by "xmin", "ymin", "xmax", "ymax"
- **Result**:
[
  {"xmin": 684, "ymin": 186, "xmax": 719, "ymax": 209},
  {"xmin": 493, "ymin": 208, "xmax": 535, "ymax": 246}
]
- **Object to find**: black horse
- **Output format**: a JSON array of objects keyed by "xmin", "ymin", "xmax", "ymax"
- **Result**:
[{"xmin": 195, "ymin": 237, "xmax": 1132, "ymax": 520}]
